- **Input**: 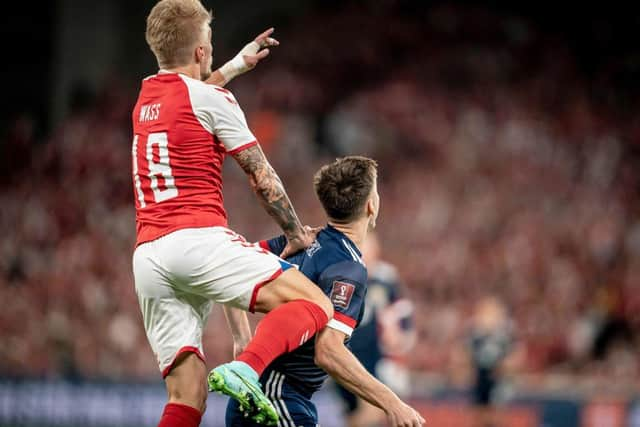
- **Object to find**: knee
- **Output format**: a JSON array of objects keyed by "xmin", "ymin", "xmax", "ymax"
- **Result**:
[
  {"xmin": 166, "ymin": 353, "xmax": 208, "ymax": 412},
  {"xmin": 169, "ymin": 381, "xmax": 208, "ymax": 413},
  {"xmin": 315, "ymin": 294, "xmax": 334, "ymax": 321},
  {"xmin": 167, "ymin": 378, "xmax": 208, "ymax": 413},
  {"xmin": 300, "ymin": 291, "xmax": 333, "ymax": 324},
  {"xmin": 167, "ymin": 377, "xmax": 208, "ymax": 413}
]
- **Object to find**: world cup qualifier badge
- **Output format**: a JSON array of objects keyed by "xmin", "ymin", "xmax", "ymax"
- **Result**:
[{"xmin": 330, "ymin": 281, "xmax": 355, "ymax": 309}]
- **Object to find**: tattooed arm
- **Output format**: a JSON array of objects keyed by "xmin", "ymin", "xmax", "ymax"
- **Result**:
[{"xmin": 232, "ymin": 144, "xmax": 313, "ymax": 257}]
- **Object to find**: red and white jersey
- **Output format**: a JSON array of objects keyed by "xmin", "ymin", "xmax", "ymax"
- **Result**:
[{"xmin": 131, "ymin": 70, "xmax": 257, "ymax": 245}]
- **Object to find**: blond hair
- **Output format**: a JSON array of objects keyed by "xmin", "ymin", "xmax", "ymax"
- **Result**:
[{"xmin": 146, "ymin": 0, "xmax": 212, "ymax": 68}]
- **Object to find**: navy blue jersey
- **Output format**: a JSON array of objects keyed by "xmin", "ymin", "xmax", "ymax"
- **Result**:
[{"xmin": 258, "ymin": 225, "xmax": 368, "ymax": 397}]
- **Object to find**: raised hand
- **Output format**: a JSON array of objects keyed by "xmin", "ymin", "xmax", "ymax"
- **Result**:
[
  {"xmin": 242, "ymin": 27, "xmax": 280, "ymax": 69},
  {"xmin": 217, "ymin": 28, "xmax": 280, "ymax": 84}
]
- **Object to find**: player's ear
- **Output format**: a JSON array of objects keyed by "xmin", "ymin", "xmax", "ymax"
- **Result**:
[
  {"xmin": 367, "ymin": 198, "xmax": 377, "ymax": 229},
  {"xmin": 195, "ymin": 46, "xmax": 204, "ymax": 63},
  {"xmin": 366, "ymin": 190, "xmax": 379, "ymax": 229},
  {"xmin": 366, "ymin": 197, "xmax": 374, "ymax": 217}
]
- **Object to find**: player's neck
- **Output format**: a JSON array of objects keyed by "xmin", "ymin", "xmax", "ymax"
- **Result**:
[
  {"xmin": 163, "ymin": 64, "xmax": 200, "ymax": 80},
  {"xmin": 328, "ymin": 218, "xmax": 368, "ymax": 249}
]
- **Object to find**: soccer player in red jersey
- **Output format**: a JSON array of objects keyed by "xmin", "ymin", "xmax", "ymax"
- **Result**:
[{"xmin": 131, "ymin": 1, "xmax": 334, "ymax": 426}]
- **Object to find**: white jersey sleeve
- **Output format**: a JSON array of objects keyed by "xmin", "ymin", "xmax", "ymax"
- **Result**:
[{"xmin": 181, "ymin": 75, "xmax": 257, "ymax": 153}]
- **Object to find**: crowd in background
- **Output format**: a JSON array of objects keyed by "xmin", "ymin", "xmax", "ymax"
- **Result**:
[{"xmin": 1, "ymin": 3, "xmax": 639, "ymax": 397}]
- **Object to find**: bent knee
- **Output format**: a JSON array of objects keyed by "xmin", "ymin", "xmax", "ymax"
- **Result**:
[
  {"xmin": 314, "ymin": 294, "xmax": 334, "ymax": 320},
  {"xmin": 167, "ymin": 384, "xmax": 208, "ymax": 412},
  {"xmin": 166, "ymin": 353, "xmax": 208, "ymax": 412}
]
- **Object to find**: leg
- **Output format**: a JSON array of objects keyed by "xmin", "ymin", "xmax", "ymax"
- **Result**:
[
  {"xmin": 157, "ymin": 353, "xmax": 207, "ymax": 427},
  {"xmin": 172, "ymin": 228, "xmax": 332, "ymax": 423},
  {"xmin": 165, "ymin": 352, "xmax": 208, "ymax": 412},
  {"xmin": 133, "ymin": 239, "xmax": 211, "ymax": 427},
  {"xmin": 209, "ymin": 269, "xmax": 332, "ymax": 426},
  {"xmin": 233, "ymin": 269, "xmax": 333, "ymax": 374},
  {"xmin": 252, "ymin": 268, "xmax": 333, "ymax": 316},
  {"xmin": 263, "ymin": 371, "xmax": 319, "ymax": 427}
]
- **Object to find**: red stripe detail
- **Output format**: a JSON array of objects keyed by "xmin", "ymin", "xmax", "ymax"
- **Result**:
[
  {"xmin": 214, "ymin": 86, "xmax": 231, "ymax": 94},
  {"xmin": 162, "ymin": 346, "xmax": 205, "ymax": 378},
  {"xmin": 227, "ymin": 140, "xmax": 258, "ymax": 155},
  {"xmin": 249, "ymin": 268, "xmax": 284, "ymax": 313},
  {"xmin": 259, "ymin": 240, "xmax": 271, "ymax": 251},
  {"xmin": 334, "ymin": 312, "xmax": 357, "ymax": 329}
]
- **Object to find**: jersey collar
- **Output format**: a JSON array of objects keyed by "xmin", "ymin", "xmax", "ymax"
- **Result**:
[{"xmin": 325, "ymin": 224, "xmax": 363, "ymax": 258}]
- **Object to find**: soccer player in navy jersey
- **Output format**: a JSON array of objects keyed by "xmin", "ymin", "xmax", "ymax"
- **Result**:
[{"xmin": 226, "ymin": 157, "xmax": 425, "ymax": 427}]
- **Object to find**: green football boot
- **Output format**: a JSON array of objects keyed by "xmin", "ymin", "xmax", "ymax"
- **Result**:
[{"xmin": 208, "ymin": 361, "xmax": 279, "ymax": 426}]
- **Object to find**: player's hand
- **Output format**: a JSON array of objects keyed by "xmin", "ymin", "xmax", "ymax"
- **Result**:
[
  {"xmin": 304, "ymin": 224, "xmax": 322, "ymax": 237},
  {"xmin": 218, "ymin": 28, "xmax": 279, "ymax": 83},
  {"xmin": 242, "ymin": 27, "xmax": 280, "ymax": 70},
  {"xmin": 279, "ymin": 226, "xmax": 318, "ymax": 259},
  {"xmin": 385, "ymin": 400, "xmax": 426, "ymax": 427}
]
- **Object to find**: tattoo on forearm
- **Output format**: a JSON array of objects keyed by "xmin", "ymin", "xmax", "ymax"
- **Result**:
[{"xmin": 233, "ymin": 145, "xmax": 302, "ymax": 236}]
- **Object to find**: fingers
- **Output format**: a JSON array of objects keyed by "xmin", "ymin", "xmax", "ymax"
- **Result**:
[
  {"xmin": 254, "ymin": 27, "xmax": 274, "ymax": 41},
  {"xmin": 262, "ymin": 37, "xmax": 279, "ymax": 47},
  {"xmin": 303, "ymin": 225, "xmax": 322, "ymax": 236},
  {"xmin": 279, "ymin": 245, "xmax": 293, "ymax": 259},
  {"xmin": 255, "ymin": 49, "xmax": 270, "ymax": 60},
  {"xmin": 242, "ymin": 50, "xmax": 269, "ymax": 69},
  {"xmin": 413, "ymin": 410, "xmax": 425, "ymax": 426},
  {"xmin": 254, "ymin": 27, "xmax": 280, "ymax": 48},
  {"xmin": 389, "ymin": 408, "xmax": 425, "ymax": 427}
]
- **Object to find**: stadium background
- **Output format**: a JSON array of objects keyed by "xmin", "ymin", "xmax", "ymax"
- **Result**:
[{"xmin": 1, "ymin": 0, "xmax": 640, "ymax": 426}]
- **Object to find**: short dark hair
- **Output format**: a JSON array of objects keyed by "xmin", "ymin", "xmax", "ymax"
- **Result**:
[{"xmin": 313, "ymin": 156, "xmax": 378, "ymax": 222}]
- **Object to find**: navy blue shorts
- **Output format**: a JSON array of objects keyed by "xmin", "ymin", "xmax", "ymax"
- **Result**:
[{"xmin": 226, "ymin": 370, "xmax": 318, "ymax": 427}]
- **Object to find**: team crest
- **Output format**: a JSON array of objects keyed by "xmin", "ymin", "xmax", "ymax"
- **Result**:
[
  {"xmin": 330, "ymin": 281, "xmax": 355, "ymax": 309},
  {"xmin": 305, "ymin": 240, "xmax": 321, "ymax": 257}
]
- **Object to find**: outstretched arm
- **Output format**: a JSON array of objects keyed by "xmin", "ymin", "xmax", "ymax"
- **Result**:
[
  {"xmin": 206, "ymin": 28, "xmax": 279, "ymax": 87},
  {"xmin": 232, "ymin": 145, "xmax": 313, "ymax": 258},
  {"xmin": 314, "ymin": 327, "xmax": 425, "ymax": 427}
]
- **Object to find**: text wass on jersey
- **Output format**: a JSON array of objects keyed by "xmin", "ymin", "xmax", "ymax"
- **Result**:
[{"xmin": 131, "ymin": 71, "xmax": 257, "ymax": 245}]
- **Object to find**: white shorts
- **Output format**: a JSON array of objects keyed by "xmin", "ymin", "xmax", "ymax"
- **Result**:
[{"xmin": 132, "ymin": 226, "xmax": 289, "ymax": 377}]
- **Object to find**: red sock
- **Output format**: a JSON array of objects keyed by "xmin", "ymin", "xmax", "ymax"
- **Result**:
[
  {"xmin": 157, "ymin": 403, "xmax": 202, "ymax": 427},
  {"xmin": 237, "ymin": 299, "xmax": 329, "ymax": 375}
]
